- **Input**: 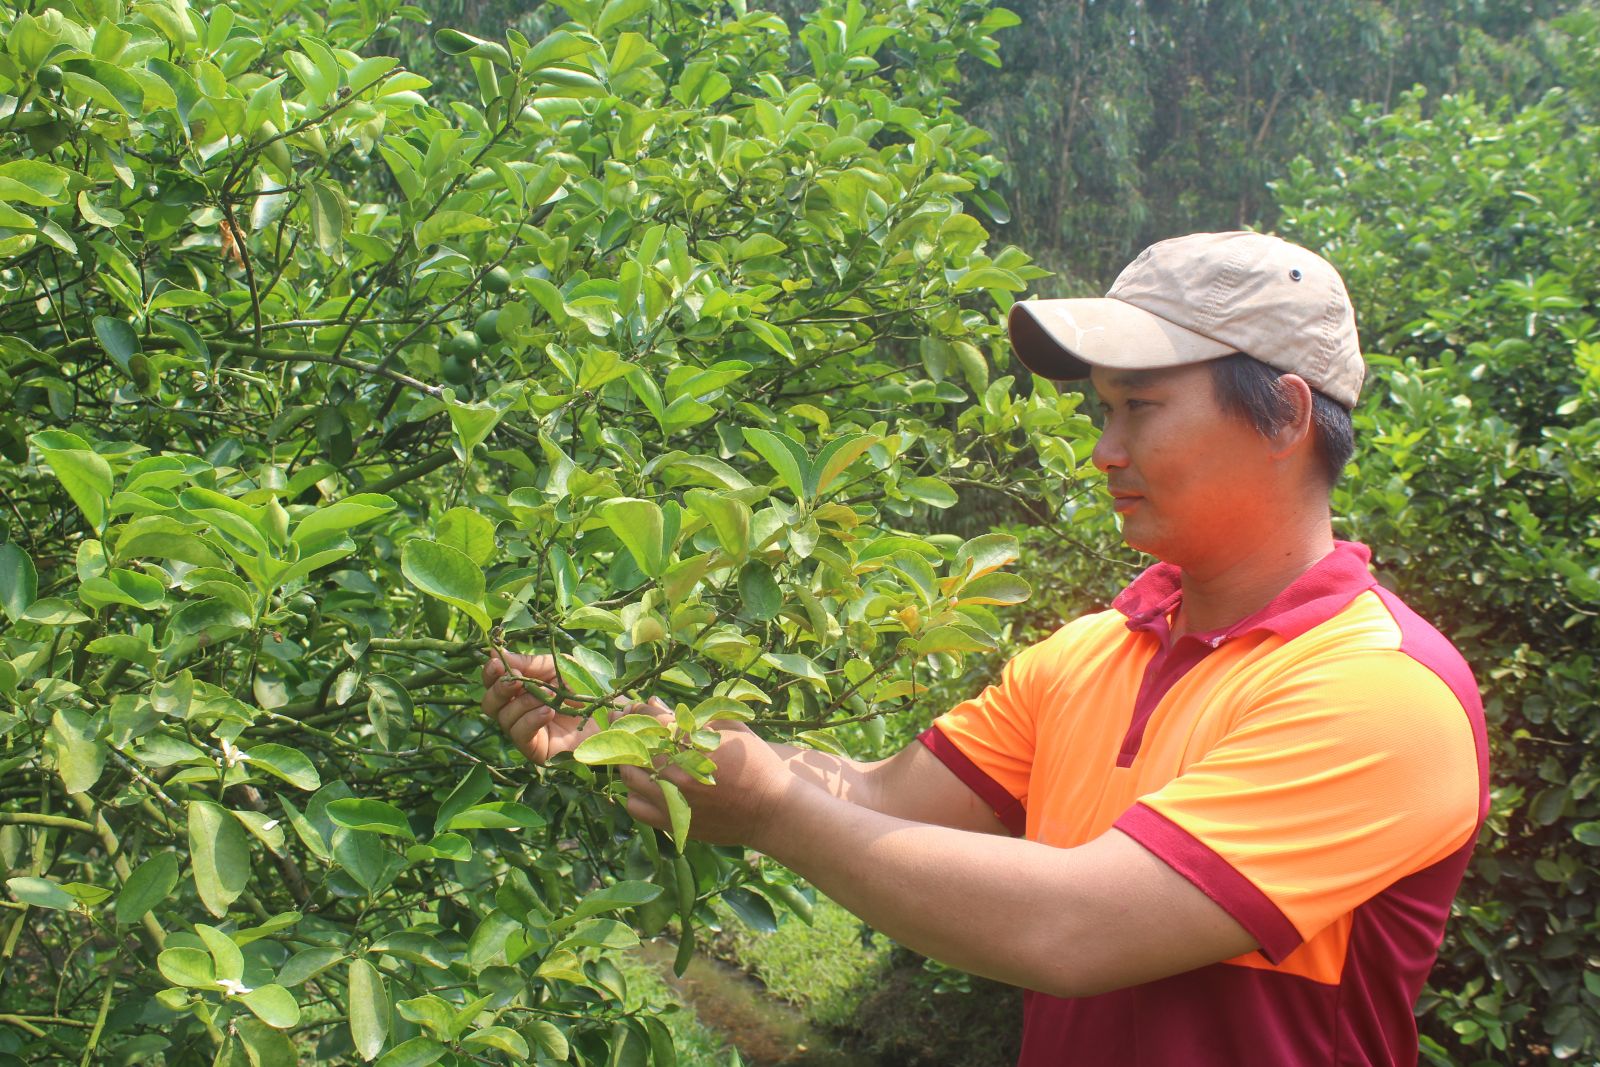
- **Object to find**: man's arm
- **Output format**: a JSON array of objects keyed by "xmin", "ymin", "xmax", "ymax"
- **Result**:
[
  {"xmin": 750, "ymin": 776, "xmax": 1258, "ymax": 999},
  {"xmin": 773, "ymin": 741, "xmax": 1011, "ymax": 836},
  {"xmin": 483, "ymin": 648, "xmax": 1009, "ymax": 835},
  {"xmin": 619, "ymin": 723, "xmax": 1257, "ymax": 998}
]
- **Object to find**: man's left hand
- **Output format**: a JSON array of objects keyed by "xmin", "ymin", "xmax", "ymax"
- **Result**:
[{"xmin": 619, "ymin": 700, "xmax": 798, "ymax": 849}]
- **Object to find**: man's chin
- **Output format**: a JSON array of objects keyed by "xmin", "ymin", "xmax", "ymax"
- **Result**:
[{"xmin": 1117, "ymin": 520, "xmax": 1167, "ymax": 560}]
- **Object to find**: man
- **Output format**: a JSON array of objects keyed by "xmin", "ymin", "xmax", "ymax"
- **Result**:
[{"xmin": 483, "ymin": 231, "xmax": 1487, "ymax": 1065}]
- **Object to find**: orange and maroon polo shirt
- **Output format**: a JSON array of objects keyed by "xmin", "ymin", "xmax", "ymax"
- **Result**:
[{"xmin": 919, "ymin": 541, "xmax": 1488, "ymax": 1067}]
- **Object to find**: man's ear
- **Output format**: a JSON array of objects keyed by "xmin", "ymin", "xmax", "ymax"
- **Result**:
[{"xmin": 1268, "ymin": 374, "xmax": 1315, "ymax": 460}]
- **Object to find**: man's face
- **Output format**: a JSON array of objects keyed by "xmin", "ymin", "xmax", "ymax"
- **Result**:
[{"xmin": 1088, "ymin": 364, "xmax": 1280, "ymax": 566}]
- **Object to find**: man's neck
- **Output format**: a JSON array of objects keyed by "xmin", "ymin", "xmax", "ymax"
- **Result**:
[{"xmin": 1171, "ymin": 522, "xmax": 1336, "ymax": 639}]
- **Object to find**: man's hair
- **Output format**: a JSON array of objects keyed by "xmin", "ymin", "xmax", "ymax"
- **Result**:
[{"xmin": 1209, "ymin": 353, "xmax": 1355, "ymax": 486}]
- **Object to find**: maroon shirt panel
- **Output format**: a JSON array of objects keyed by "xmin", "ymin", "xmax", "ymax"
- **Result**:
[{"xmin": 917, "ymin": 725, "xmax": 1026, "ymax": 836}]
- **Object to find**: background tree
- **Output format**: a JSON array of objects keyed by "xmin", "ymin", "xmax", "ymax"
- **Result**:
[{"xmin": 963, "ymin": 0, "xmax": 1586, "ymax": 291}]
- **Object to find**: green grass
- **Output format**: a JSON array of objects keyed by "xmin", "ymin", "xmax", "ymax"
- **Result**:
[{"xmin": 716, "ymin": 895, "xmax": 892, "ymax": 1029}]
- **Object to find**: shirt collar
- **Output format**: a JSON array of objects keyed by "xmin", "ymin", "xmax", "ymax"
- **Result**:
[{"xmin": 1112, "ymin": 540, "xmax": 1378, "ymax": 646}]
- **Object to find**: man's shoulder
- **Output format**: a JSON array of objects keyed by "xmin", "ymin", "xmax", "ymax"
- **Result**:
[{"xmin": 1294, "ymin": 585, "xmax": 1480, "ymax": 714}]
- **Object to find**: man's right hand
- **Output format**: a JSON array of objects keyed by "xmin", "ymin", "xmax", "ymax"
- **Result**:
[{"xmin": 481, "ymin": 650, "xmax": 598, "ymax": 764}]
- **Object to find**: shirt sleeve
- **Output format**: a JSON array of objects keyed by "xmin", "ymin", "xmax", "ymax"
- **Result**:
[
  {"xmin": 1115, "ymin": 648, "xmax": 1482, "ymax": 962},
  {"xmin": 919, "ymin": 622, "xmax": 1084, "ymax": 836}
]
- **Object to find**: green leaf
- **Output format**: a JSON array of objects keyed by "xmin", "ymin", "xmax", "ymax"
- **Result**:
[
  {"xmin": 528, "ymin": 1021, "xmax": 569, "ymax": 1061},
  {"xmin": 78, "ymin": 567, "xmax": 166, "ymax": 610},
  {"xmin": 326, "ymin": 798, "xmax": 414, "ymax": 838},
  {"xmin": 955, "ymin": 533, "xmax": 1020, "ymax": 582},
  {"xmin": 463, "ymin": 1026, "xmax": 529, "ymax": 1059},
  {"xmin": 432, "ymin": 764, "xmax": 492, "ymax": 835},
  {"xmin": 30, "ymin": 431, "xmax": 114, "ymax": 531},
  {"xmin": 658, "ymin": 778, "xmax": 690, "ymax": 853},
  {"xmin": 242, "ymin": 744, "xmax": 321, "ymax": 791},
  {"xmin": 956, "ymin": 572, "xmax": 1031, "ymax": 606},
  {"xmin": 401, "ymin": 538, "xmax": 490, "ymax": 634},
  {"xmin": 157, "ymin": 945, "xmax": 216, "ymax": 987},
  {"xmin": 764, "ymin": 652, "xmax": 828, "ymax": 688},
  {"xmin": 196, "ymin": 923, "xmax": 245, "ymax": 981},
  {"xmin": 597, "ymin": 497, "xmax": 667, "ymax": 577},
  {"xmin": 444, "ymin": 388, "xmax": 521, "ymax": 454},
  {"xmin": 901, "ymin": 475, "xmax": 958, "ymax": 508},
  {"xmin": 742, "ymin": 427, "xmax": 808, "ymax": 500},
  {"xmin": 416, "ymin": 209, "xmax": 496, "ymax": 247},
  {"xmin": 737, "ymin": 561, "xmax": 782, "ymax": 621},
  {"xmin": 953, "ymin": 265, "xmax": 1023, "ymax": 293},
  {"xmin": 366, "ymin": 674, "xmax": 414, "ymax": 751},
  {"xmin": 913, "ymin": 624, "xmax": 993, "ymax": 655},
  {"xmin": 524, "ymin": 30, "xmax": 598, "ymax": 72},
  {"xmin": 745, "ymin": 318, "xmax": 794, "ymax": 359},
  {"xmin": 236, "ymin": 1018, "xmax": 298, "ymax": 1067},
  {"xmin": 0, "ymin": 542, "xmax": 37, "ymax": 622},
  {"xmin": 597, "ymin": 0, "xmax": 650, "ymax": 35},
  {"xmin": 551, "ymin": 880, "xmax": 662, "ymax": 932},
  {"xmin": 434, "ymin": 506, "xmax": 495, "ymax": 565},
  {"xmin": 279, "ymin": 947, "xmax": 344, "ymax": 987},
  {"xmin": 348, "ymin": 958, "xmax": 390, "ymax": 1062},
  {"xmin": 177, "ymin": 487, "xmax": 270, "ymax": 554},
  {"xmin": 46, "ymin": 707, "xmax": 106, "ymax": 794},
  {"xmin": 115, "ymin": 851, "xmax": 179, "ymax": 925},
  {"xmin": 1574, "ymin": 821, "xmax": 1600, "ymax": 847},
  {"xmin": 7, "ymin": 875, "xmax": 76, "ymax": 911},
  {"xmin": 441, "ymin": 801, "xmax": 546, "ymax": 831},
  {"xmin": 239, "ymin": 984, "xmax": 301, "ymax": 1029},
  {"xmin": 291, "ymin": 493, "xmax": 396, "ymax": 547},
  {"xmin": 309, "ymin": 181, "xmax": 348, "ymax": 256},
  {"xmin": 684, "ymin": 489, "xmax": 751, "ymax": 558},
  {"xmin": 573, "ymin": 729, "xmax": 652, "ymax": 768},
  {"xmin": 721, "ymin": 886, "xmax": 778, "ymax": 933},
  {"xmin": 93, "ymin": 315, "xmax": 148, "ymax": 384},
  {"xmin": 811, "ymin": 433, "xmax": 877, "ymax": 496},
  {"xmin": 433, "ymin": 29, "xmax": 512, "ymax": 67},
  {"xmin": 189, "ymin": 800, "xmax": 252, "ymax": 918},
  {"xmin": 20, "ymin": 597, "xmax": 91, "ymax": 626},
  {"xmin": 374, "ymin": 1037, "xmax": 444, "ymax": 1067}
]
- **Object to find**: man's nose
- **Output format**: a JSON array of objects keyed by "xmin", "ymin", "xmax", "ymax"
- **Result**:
[{"xmin": 1091, "ymin": 426, "xmax": 1127, "ymax": 473}]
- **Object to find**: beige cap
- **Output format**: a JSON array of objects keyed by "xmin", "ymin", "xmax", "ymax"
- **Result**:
[{"xmin": 1008, "ymin": 231, "xmax": 1364, "ymax": 408}]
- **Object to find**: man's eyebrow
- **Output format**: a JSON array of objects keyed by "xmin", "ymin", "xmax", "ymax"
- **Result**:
[{"xmin": 1098, "ymin": 369, "xmax": 1162, "ymax": 391}]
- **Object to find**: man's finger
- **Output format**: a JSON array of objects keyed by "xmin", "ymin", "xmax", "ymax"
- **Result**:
[
  {"xmin": 506, "ymin": 704, "xmax": 555, "ymax": 751},
  {"xmin": 496, "ymin": 689, "xmax": 554, "ymax": 734}
]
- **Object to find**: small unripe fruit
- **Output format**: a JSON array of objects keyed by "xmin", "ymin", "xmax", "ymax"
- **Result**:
[
  {"xmin": 441, "ymin": 332, "xmax": 482, "ymax": 361},
  {"xmin": 483, "ymin": 265, "xmax": 512, "ymax": 294},
  {"xmin": 474, "ymin": 309, "xmax": 501, "ymax": 345},
  {"xmin": 440, "ymin": 354, "xmax": 475, "ymax": 386}
]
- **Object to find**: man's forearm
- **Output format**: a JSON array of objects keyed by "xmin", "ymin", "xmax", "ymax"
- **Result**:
[
  {"xmin": 748, "ymin": 776, "xmax": 1258, "ymax": 999},
  {"xmin": 771, "ymin": 743, "xmax": 878, "ymax": 806}
]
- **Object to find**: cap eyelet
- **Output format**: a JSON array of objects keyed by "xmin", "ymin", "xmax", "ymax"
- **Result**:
[{"xmin": 1289, "ymin": 268, "xmax": 1303, "ymax": 281}]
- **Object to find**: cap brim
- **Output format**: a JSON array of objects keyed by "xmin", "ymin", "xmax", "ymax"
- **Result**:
[{"xmin": 1008, "ymin": 299, "xmax": 1235, "ymax": 380}]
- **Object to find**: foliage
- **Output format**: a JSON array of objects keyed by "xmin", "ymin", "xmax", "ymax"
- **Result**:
[
  {"xmin": 961, "ymin": 0, "xmax": 1589, "ymax": 292},
  {"xmin": 1271, "ymin": 20, "xmax": 1600, "ymax": 1062},
  {"xmin": 0, "ymin": 0, "xmax": 1098, "ymax": 1062}
]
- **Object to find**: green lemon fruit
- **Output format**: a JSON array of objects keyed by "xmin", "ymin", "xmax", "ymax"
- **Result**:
[
  {"xmin": 441, "ymin": 332, "xmax": 482, "ymax": 361},
  {"xmin": 474, "ymin": 309, "xmax": 501, "ymax": 345},
  {"xmin": 440, "ymin": 354, "xmax": 475, "ymax": 386},
  {"xmin": 483, "ymin": 266, "xmax": 512, "ymax": 294},
  {"xmin": 36, "ymin": 66, "xmax": 62, "ymax": 91}
]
